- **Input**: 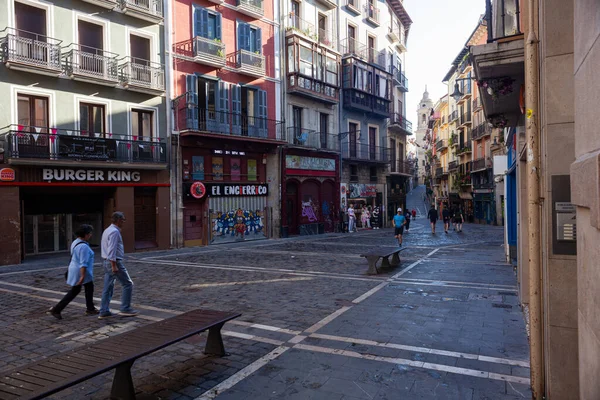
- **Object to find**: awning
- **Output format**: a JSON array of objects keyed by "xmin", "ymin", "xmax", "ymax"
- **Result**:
[{"xmin": 459, "ymin": 192, "xmax": 473, "ymax": 200}]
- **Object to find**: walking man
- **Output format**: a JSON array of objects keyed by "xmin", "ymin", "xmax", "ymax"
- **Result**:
[
  {"xmin": 99, "ymin": 212, "xmax": 138, "ymax": 319},
  {"xmin": 404, "ymin": 209, "xmax": 411, "ymax": 232},
  {"xmin": 428, "ymin": 204, "xmax": 438, "ymax": 234},
  {"xmin": 347, "ymin": 203, "xmax": 356, "ymax": 233},
  {"xmin": 454, "ymin": 207, "xmax": 465, "ymax": 233},
  {"xmin": 411, "ymin": 208, "xmax": 417, "ymax": 221},
  {"xmin": 442, "ymin": 205, "xmax": 451, "ymax": 234},
  {"xmin": 393, "ymin": 208, "xmax": 407, "ymax": 246}
]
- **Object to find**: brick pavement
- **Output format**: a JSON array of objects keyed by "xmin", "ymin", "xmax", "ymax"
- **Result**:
[{"xmin": 0, "ymin": 218, "xmax": 530, "ymax": 399}]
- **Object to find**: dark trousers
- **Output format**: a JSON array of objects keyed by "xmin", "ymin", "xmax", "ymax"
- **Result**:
[{"xmin": 54, "ymin": 282, "xmax": 95, "ymax": 313}]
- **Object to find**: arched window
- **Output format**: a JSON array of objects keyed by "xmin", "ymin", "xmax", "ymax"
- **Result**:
[{"xmin": 422, "ymin": 114, "xmax": 427, "ymax": 124}]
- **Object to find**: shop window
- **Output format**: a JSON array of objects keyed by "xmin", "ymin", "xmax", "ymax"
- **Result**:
[
  {"xmin": 370, "ymin": 167, "xmax": 377, "ymax": 183},
  {"xmin": 350, "ymin": 165, "xmax": 358, "ymax": 182}
]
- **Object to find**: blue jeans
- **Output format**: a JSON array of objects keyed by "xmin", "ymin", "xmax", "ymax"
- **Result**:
[
  {"xmin": 99, "ymin": 260, "xmax": 134, "ymax": 314},
  {"xmin": 348, "ymin": 217, "xmax": 356, "ymax": 232}
]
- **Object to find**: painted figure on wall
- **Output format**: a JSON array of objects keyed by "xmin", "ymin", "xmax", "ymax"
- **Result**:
[
  {"xmin": 234, "ymin": 209, "xmax": 246, "ymax": 239},
  {"xmin": 210, "ymin": 208, "xmax": 266, "ymax": 243}
]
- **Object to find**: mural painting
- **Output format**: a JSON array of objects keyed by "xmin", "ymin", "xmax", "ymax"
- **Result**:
[
  {"xmin": 247, "ymin": 160, "xmax": 257, "ymax": 181},
  {"xmin": 210, "ymin": 208, "xmax": 265, "ymax": 243},
  {"xmin": 212, "ymin": 157, "xmax": 223, "ymax": 180}
]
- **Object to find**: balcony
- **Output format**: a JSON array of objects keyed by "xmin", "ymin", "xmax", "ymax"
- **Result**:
[
  {"xmin": 236, "ymin": 0, "xmax": 264, "ymax": 19},
  {"xmin": 286, "ymin": 15, "xmax": 316, "ymax": 41},
  {"xmin": 457, "ymin": 81, "xmax": 472, "ymax": 102},
  {"xmin": 118, "ymin": 57, "xmax": 165, "ymax": 95},
  {"xmin": 391, "ymin": 66, "xmax": 408, "ymax": 92},
  {"xmin": 81, "ymin": 0, "xmax": 117, "ymax": 9},
  {"xmin": 175, "ymin": 105, "xmax": 284, "ymax": 141},
  {"xmin": 230, "ymin": 50, "xmax": 265, "ymax": 78},
  {"xmin": 435, "ymin": 167, "xmax": 448, "ymax": 178},
  {"xmin": 473, "ymin": 96, "xmax": 483, "ymax": 110},
  {"xmin": 63, "ymin": 44, "xmax": 119, "ymax": 86},
  {"xmin": 343, "ymin": 89, "xmax": 390, "ymax": 117},
  {"xmin": 285, "ymin": 127, "xmax": 339, "ymax": 152},
  {"xmin": 459, "ymin": 112, "xmax": 472, "ymax": 127},
  {"xmin": 345, "ymin": 0, "xmax": 361, "ymax": 15},
  {"xmin": 364, "ymin": 3, "xmax": 380, "ymax": 26},
  {"xmin": 119, "ymin": 0, "xmax": 163, "ymax": 22},
  {"xmin": 471, "ymin": 0, "xmax": 524, "ymax": 127},
  {"xmin": 173, "ymin": 37, "xmax": 225, "ymax": 68},
  {"xmin": 388, "ymin": 113, "xmax": 412, "ymax": 136},
  {"xmin": 387, "ymin": 22, "xmax": 400, "ymax": 43},
  {"xmin": 340, "ymin": 38, "xmax": 367, "ymax": 59},
  {"xmin": 448, "ymin": 160, "xmax": 458, "ymax": 171},
  {"xmin": 287, "ymin": 73, "xmax": 339, "ymax": 104},
  {"xmin": 458, "ymin": 144, "xmax": 472, "ymax": 156},
  {"xmin": 318, "ymin": 28, "xmax": 336, "ymax": 50},
  {"xmin": 450, "ymin": 110, "xmax": 459, "ymax": 122},
  {"xmin": 435, "ymin": 139, "xmax": 447, "ymax": 152},
  {"xmin": 0, "ymin": 125, "xmax": 167, "ymax": 168},
  {"xmin": 472, "ymin": 157, "xmax": 489, "ymax": 172},
  {"xmin": 314, "ymin": 0, "xmax": 337, "ymax": 11},
  {"xmin": 449, "ymin": 134, "xmax": 458, "ymax": 148},
  {"xmin": 0, "ymin": 28, "xmax": 63, "ymax": 76},
  {"xmin": 367, "ymin": 47, "xmax": 386, "ymax": 70},
  {"xmin": 341, "ymin": 141, "xmax": 390, "ymax": 164},
  {"xmin": 472, "ymin": 123, "xmax": 492, "ymax": 140},
  {"xmin": 473, "ymin": 179, "xmax": 494, "ymax": 190},
  {"xmin": 460, "ymin": 161, "xmax": 472, "ymax": 175},
  {"xmin": 391, "ymin": 160, "xmax": 413, "ymax": 176}
]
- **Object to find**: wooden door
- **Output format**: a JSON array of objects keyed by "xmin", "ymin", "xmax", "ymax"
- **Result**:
[
  {"xmin": 286, "ymin": 181, "xmax": 298, "ymax": 235},
  {"xmin": 134, "ymin": 187, "xmax": 157, "ymax": 249}
]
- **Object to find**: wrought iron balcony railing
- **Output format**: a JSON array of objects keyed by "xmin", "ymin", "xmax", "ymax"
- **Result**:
[
  {"xmin": 340, "ymin": 37, "xmax": 367, "ymax": 59},
  {"xmin": 460, "ymin": 112, "xmax": 472, "ymax": 126},
  {"xmin": 318, "ymin": 28, "xmax": 336, "ymax": 49},
  {"xmin": 391, "ymin": 66, "xmax": 408, "ymax": 91},
  {"xmin": 367, "ymin": 47, "xmax": 386, "ymax": 70},
  {"xmin": 341, "ymin": 139, "xmax": 390, "ymax": 163},
  {"xmin": 472, "ymin": 157, "xmax": 488, "ymax": 171},
  {"xmin": 450, "ymin": 110, "xmax": 459, "ymax": 122},
  {"xmin": 472, "ymin": 123, "xmax": 492, "ymax": 140},
  {"xmin": 175, "ymin": 104, "xmax": 284, "ymax": 141},
  {"xmin": 63, "ymin": 44, "xmax": 119, "ymax": 83},
  {"xmin": 435, "ymin": 139, "xmax": 448, "ymax": 152},
  {"xmin": 485, "ymin": 0, "xmax": 522, "ymax": 43},
  {"xmin": 286, "ymin": 127, "xmax": 340, "ymax": 151},
  {"xmin": 448, "ymin": 160, "xmax": 458, "ymax": 171},
  {"xmin": 173, "ymin": 37, "xmax": 226, "ymax": 67},
  {"xmin": 119, "ymin": 0, "xmax": 163, "ymax": 20},
  {"xmin": 364, "ymin": 3, "xmax": 380, "ymax": 25},
  {"xmin": 0, "ymin": 125, "xmax": 166, "ymax": 164},
  {"xmin": 118, "ymin": 57, "xmax": 165, "ymax": 93},
  {"xmin": 286, "ymin": 15, "xmax": 316, "ymax": 39},
  {"xmin": 0, "ymin": 28, "xmax": 62, "ymax": 73},
  {"xmin": 389, "ymin": 113, "xmax": 412, "ymax": 134},
  {"xmin": 230, "ymin": 49, "xmax": 265, "ymax": 77},
  {"xmin": 236, "ymin": 0, "xmax": 264, "ymax": 18},
  {"xmin": 345, "ymin": 0, "xmax": 361, "ymax": 15},
  {"xmin": 391, "ymin": 160, "xmax": 414, "ymax": 175}
]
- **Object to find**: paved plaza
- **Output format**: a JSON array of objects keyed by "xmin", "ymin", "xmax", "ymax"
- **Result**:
[{"xmin": 0, "ymin": 218, "xmax": 531, "ymax": 399}]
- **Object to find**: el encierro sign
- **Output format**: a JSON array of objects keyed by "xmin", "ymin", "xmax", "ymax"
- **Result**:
[{"xmin": 42, "ymin": 168, "xmax": 141, "ymax": 182}]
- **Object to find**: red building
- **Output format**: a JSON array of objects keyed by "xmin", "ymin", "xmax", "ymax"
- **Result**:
[{"xmin": 171, "ymin": 0, "xmax": 283, "ymax": 246}]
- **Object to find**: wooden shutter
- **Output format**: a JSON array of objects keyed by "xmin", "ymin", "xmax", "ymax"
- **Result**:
[
  {"xmin": 218, "ymin": 81, "xmax": 229, "ymax": 133},
  {"xmin": 257, "ymin": 89, "xmax": 267, "ymax": 137},
  {"xmin": 255, "ymin": 27, "xmax": 262, "ymax": 53},
  {"xmin": 216, "ymin": 13, "xmax": 222, "ymax": 40},
  {"xmin": 186, "ymin": 74, "xmax": 198, "ymax": 130},
  {"xmin": 237, "ymin": 22, "xmax": 250, "ymax": 51},
  {"xmin": 231, "ymin": 84, "xmax": 241, "ymax": 135}
]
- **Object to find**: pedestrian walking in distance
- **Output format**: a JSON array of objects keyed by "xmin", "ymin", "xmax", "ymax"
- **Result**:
[
  {"xmin": 454, "ymin": 208, "xmax": 465, "ymax": 233},
  {"xmin": 411, "ymin": 208, "xmax": 416, "ymax": 221},
  {"xmin": 393, "ymin": 208, "xmax": 407, "ymax": 247},
  {"xmin": 404, "ymin": 209, "xmax": 411, "ymax": 232},
  {"xmin": 99, "ymin": 212, "xmax": 138, "ymax": 319},
  {"xmin": 428, "ymin": 205, "xmax": 438, "ymax": 234},
  {"xmin": 442, "ymin": 205, "xmax": 451, "ymax": 234},
  {"xmin": 47, "ymin": 224, "xmax": 97, "ymax": 319}
]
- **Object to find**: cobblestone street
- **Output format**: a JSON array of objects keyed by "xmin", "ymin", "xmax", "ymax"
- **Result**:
[{"xmin": 0, "ymin": 218, "xmax": 531, "ymax": 399}]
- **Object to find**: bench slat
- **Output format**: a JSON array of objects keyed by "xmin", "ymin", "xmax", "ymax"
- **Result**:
[
  {"xmin": 0, "ymin": 382, "xmax": 32, "ymax": 397},
  {"xmin": 8, "ymin": 372, "xmax": 54, "ymax": 386},
  {"xmin": 16, "ymin": 369, "xmax": 63, "ymax": 384},
  {"xmin": 38, "ymin": 361, "xmax": 85, "ymax": 375},
  {"xmin": 27, "ymin": 365, "xmax": 73, "ymax": 379},
  {"xmin": 2, "ymin": 377, "xmax": 41, "ymax": 393}
]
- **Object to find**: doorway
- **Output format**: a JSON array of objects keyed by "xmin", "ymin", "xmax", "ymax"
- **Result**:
[
  {"xmin": 369, "ymin": 126, "xmax": 377, "ymax": 160},
  {"xmin": 286, "ymin": 181, "xmax": 299, "ymax": 235},
  {"xmin": 134, "ymin": 187, "xmax": 157, "ymax": 249}
]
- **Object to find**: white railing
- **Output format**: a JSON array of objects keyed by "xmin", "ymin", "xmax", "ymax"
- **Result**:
[
  {"xmin": 120, "ymin": 0, "xmax": 163, "ymax": 18},
  {"xmin": 0, "ymin": 28, "xmax": 62, "ymax": 71},
  {"xmin": 119, "ymin": 57, "xmax": 165, "ymax": 91},
  {"xmin": 64, "ymin": 44, "xmax": 119, "ymax": 82}
]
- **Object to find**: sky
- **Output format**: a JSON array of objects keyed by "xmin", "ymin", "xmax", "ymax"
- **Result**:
[{"xmin": 403, "ymin": 0, "xmax": 486, "ymax": 120}]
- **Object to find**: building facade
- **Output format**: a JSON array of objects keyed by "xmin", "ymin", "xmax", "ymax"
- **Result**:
[
  {"xmin": 170, "ymin": 0, "xmax": 283, "ymax": 246},
  {"xmin": 411, "ymin": 89, "xmax": 433, "ymax": 187},
  {"xmin": 0, "ymin": 0, "xmax": 169, "ymax": 265},
  {"xmin": 338, "ymin": 0, "xmax": 411, "ymax": 225}
]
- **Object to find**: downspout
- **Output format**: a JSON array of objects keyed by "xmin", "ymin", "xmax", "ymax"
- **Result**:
[{"xmin": 525, "ymin": 0, "xmax": 543, "ymax": 397}]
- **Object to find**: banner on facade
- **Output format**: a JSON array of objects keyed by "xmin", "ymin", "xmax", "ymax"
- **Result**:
[
  {"xmin": 285, "ymin": 155, "xmax": 336, "ymax": 171},
  {"xmin": 192, "ymin": 156, "xmax": 205, "ymax": 180},
  {"xmin": 58, "ymin": 135, "xmax": 117, "ymax": 160},
  {"xmin": 348, "ymin": 184, "xmax": 377, "ymax": 198},
  {"xmin": 340, "ymin": 184, "xmax": 348, "ymax": 210}
]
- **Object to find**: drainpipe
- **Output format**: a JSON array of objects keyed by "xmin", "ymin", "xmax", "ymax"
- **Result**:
[{"xmin": 525, "ymin": 0, "xmax": 543, "ymax": 397}]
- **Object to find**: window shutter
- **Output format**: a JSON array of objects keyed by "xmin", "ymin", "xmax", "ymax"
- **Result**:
[
  {"xmin": 216, "ymin": 13, "xmax": 222, "ymax": 40},
  {"xmin": 193, "ymin": 7, "xmax": 202, "ymax": 37},
  {"xmin": 186, "ymin": 74, "xmax": 198, "ymax": 130},
  {"xmin": 231, "ymin": 84, "xmax": 241, "ymax": 135},
  {"xmin": 257, "ymin": 89, "xmax": 267, "ymax": 138},
  {"xmin": 218, "ymin": 81, "xmax": 229, "ymax": 132},
  {"xmin": 237, "ymin": 22, "xmax": 250, "ymax": 51},
  {"xmin": 200, "ymin": 8, "xmax": 209, "ymax": 38},
  {"xmin": 255, "ymin": 27, "xmax": 262, "ymax": 53}
]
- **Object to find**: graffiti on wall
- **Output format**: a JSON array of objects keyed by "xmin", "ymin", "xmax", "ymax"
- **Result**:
[
  {"xmin": 211, "ymin": 208, "xmax": 265, "ymax": 243},
  {"xmin": 301, "ymin": 201, "xmax": 318, "ymax": 222}
]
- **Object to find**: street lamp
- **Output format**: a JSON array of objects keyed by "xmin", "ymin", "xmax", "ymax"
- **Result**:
[{"xmin": 450, "ymin": 78, "xmax": 474, "ymax": 102}]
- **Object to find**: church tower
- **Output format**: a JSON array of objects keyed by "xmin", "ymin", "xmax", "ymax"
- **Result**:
[{"xmin": 409, "ymin": 87, "xmax": 434, "ymax": 185}]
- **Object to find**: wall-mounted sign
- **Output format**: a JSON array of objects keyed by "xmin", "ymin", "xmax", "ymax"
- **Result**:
[
  {"xmin": 58, "ymin": 136, "xmax": 117, "ymax": 160},
  {"xmin": 190, "ymin": 181, "xmax": 206, "ymax": 199},
  {"xmin": 42, "ymin": 168, "xmax": 141, "ymax": 182},
  {"xmin": 285, "ymin": 155, "xmax": 336, "ymax": 171},
  {"xmin": 348, "ymin": 184, "xmax": 377, "ymax": 198},
  {"xmin": 208, "ymin": 183, "xmax": 268, "ymax": 197},
  {"xmin": 0, "ymin": 168, "xmax": 15, "ymax": 182}
]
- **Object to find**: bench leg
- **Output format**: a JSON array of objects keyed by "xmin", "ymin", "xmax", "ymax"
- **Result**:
[
  {"xmin": 366, "ymin": 256, "xmax": 380, "ymax": 275},
  {"xmin": 205, "ymin": 323, "xmax": 227, "ymax": 356},
  {"xmin": 111, "ymin": 360, "xmax": 135, "ymax": 400},
  {"xmin": 381, "ymin": 256, "xmax": 391, "ymax": 269},
  {"xmin": 390, "ymin": 252, "xmax": 401, "ymax": 267}
]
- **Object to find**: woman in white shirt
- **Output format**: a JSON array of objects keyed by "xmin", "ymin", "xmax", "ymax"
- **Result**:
[{"xmin": 47, "ymin": 224, "xmax": 97, "ymax": 319}]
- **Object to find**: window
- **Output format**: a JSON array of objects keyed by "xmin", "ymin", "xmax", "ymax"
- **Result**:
[
  {"xmin": 78, "ymin": 20, "xmax": 103, "ymax": 53},
  {"xmin": 194, "ymin": 7, "xmax": 222, "ymax": 40},
  {"xmin": 375, "ymin": 73, "xmax": 389, "ymax": 98},
  {"xmin": 353, "ymin": 64, "xmax": 371, "ymax": 92},
  {"xmin": 350, "ymin": 165, "xmax": 358, "ymax": 182},
  {"xmin": 15, "ymin": 2, "xmax": 46, "ymax": 37},
  {"xmin": 18, "ymin": 94, "xmax": 49, "ymax": 131},
  {"xmin": 299, "ymin": 45, "xmax": 313, "ymax": 76},
  {"xmin": 325, "ymin": 55, "xmax": 338, "ymax": 85},
  {"xmin": 291, "ymin": 1, "xmax": 300, "ymax": 28},
  {"xmin": 349, "ymin": 122, "xmax": 358, "ymax": 158},
  {"xmin": 237, "ymin": 22, "xmax": 261, "ymax": 53},
  {"xmin": 370, "ymin": 166, "xmax": 377, "ymax": 183},
  {"xmin": 347, "ymin": 25, "xmax": 356, "ymax": 52},
  {"xmin": 131, "ymin": 109, "xmax": 153, "ymax": 139},
  {"xmin": 319, "ymin": 113, "xmax": 328, "ymax": 148},
  {"xmin": 390, "ymin": 138, "xmax": 396, "ymax": 172},
  {"xmin": 79, "ymin": 103, "xmax": 105, "ymax": 136},
  {"xmin": 292, "ymin": 106, "xmax": 302, "ymax": 144}
]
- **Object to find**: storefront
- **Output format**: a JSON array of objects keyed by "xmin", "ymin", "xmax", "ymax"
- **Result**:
[
  {"xmin": 473, "ymin": 191, "xmax": 496, "ymax": 224},
  {"xmin": 347, "ymin": 183, "xmax": 384, "ymax": 227},
  {"xmin": 281, "ymin": 151, "xmax": 340, "ymax": 236},
  {"xmin": 0, "ymin": 165, "xmax": 170, "ymax": 265},
  {"xmin": 181, "ymin": 140, "xmax": 274, "ymax": 245}
]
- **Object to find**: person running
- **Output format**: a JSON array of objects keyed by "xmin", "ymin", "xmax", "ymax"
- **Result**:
[
  {"xmin": 404, "ymin": 209, "xmax": 411, "ymax": 232},
  {"xmin": 454, "ymin": 207, "xmax": 465, "ymax": 233},
  {"xmin": 47, "ymin": 224, "xmax": 97, "ymax": 319},
  {"xmin": 428, "ymin": 205, "xmax": 438, "ymax": 234},
  {"xmin": 442, "ymin": 205, "xmax": 451, "ymax": 234},
  {"xmin": 393, "ymin": 208, "xmax": 406, "ymax": 246},
  {"xmin": 411, "ymin": 208, "xmax": 417, "ymax": 220}
]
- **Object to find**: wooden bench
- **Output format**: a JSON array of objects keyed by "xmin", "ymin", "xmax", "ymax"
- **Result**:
[
  {"xmin": 360, "ymin": 247, "xmax": 406, "ymax": 275},
  {"xmin": 0, "ymin": 309, "xmax": 240, "ymax": 400}
]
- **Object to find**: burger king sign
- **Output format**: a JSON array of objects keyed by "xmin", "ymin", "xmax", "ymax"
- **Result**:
[{"xmin": 0, "ymin": 168, "xmax": 15, "ymax": 182}]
